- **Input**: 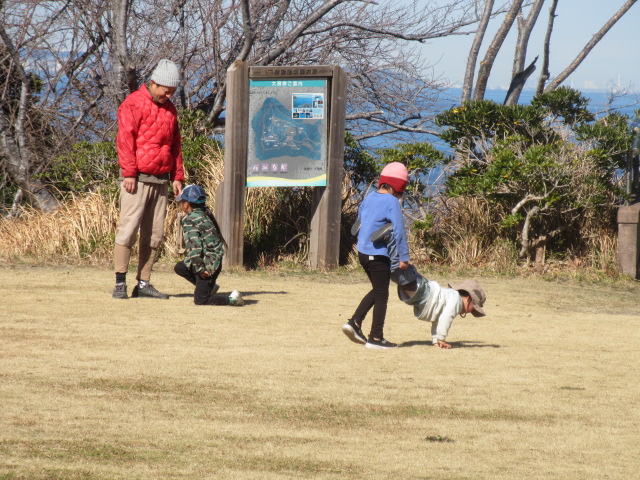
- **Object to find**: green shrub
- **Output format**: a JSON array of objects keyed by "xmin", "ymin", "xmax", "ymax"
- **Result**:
[
  {"xmin": 435, "ymin": 87, "xmax": 631, "ymax": 262},
  {"xmin": 36, "ymin": 141, "xmax": 119, "ymax": 195}
]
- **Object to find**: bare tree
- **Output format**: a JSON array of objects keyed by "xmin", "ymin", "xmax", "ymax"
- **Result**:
[
  {"xmin": 2, "ymin": 0, "xmax": 484, "ymax": 138},
  {"xmin": 510, "ymin": 0, "xmax": 544, "ymax": 78},
  {"xmin": 467, "ymin": 0, "xmax": 637, "ymax": 105},
  {"xmin": 544, "ymin": 0, "xmax": 638, "ymax": 92},
  {"xmin": 2, "ymin": 0, "xmax": 637, "ymax": 212},
  {"xmin": 0, "ymin": 23, "xmax": 61, "ymax": 212},
  {"xmin": 473, "ymin": 0, "xmax": 525, "ymax": 100},
  {"xmin": 1, "ymin": 0, "xmax": 483, "ymax": 213},
  {"xmin": 461, "ymin": 0, "xmax": 495, "ymax": 103},
  {"xmin": 502, "ymin": 0, "xmax": 544, "ymax": 106},
  {"xmin": 535, "ymin": 0, "xmax": 558, "ymax": 94}
]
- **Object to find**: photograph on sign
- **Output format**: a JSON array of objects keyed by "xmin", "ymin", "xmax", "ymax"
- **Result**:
[
  {"xmin": 292, "ymin": 93, "xmax": 324, "ymax": 119},
  {"xmin": 247, "ymin": 79, "xmax": 327, "ymax": 187}
]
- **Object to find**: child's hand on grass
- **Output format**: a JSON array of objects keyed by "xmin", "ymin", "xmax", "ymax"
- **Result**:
[{"xmin": 434, "ymin": 340, "xmax": 452, "ymax": 349}]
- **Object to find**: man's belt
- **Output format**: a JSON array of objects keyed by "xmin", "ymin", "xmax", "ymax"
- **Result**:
[{"xmin": 138, "ymin": 172, "xmax": 170, "ymax": 184}]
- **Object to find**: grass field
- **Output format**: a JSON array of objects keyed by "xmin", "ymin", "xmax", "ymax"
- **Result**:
[{"xmin": 1, "ymin": 265, "xmax": 639, "ymax": 479}]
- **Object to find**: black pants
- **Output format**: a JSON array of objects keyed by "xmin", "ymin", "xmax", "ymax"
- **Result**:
[
  {"xmin": 351, "ymin": 252, "xmax": 391, "ymax": 340},
  {"xmin": 174, "ymin": 261, "xmax": 226, "ymax": 305}
]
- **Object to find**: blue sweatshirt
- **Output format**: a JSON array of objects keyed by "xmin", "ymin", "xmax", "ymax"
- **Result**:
[{"xmin": 356, "ymin": 191, "xmax": 409, "ymax": 262}]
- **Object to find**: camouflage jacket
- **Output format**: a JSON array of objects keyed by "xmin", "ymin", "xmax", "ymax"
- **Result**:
[{"xmin": 181, "ymin": 208, "xmax": 224, "ymax": 275}]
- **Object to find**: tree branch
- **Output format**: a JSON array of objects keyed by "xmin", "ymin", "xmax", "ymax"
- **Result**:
[
  {"xmin": 474, "ymin": 0, "xmax": 525, "ymax": 100},
  {"xmin": 545, "ymin": 0, "xmax": 638, "ymax": 92},
  {"xmin": 461, "ymin": 0, "xmax": 494, "ymax": 103},
  {"xmin": 536, "ymin": 0, "xmax": 559, "ymax": 94}
]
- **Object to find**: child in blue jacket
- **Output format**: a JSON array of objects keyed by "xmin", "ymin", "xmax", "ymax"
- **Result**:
[{"xmin": 342, "ymin": 162, "xmax": 411, "ymax": 349}]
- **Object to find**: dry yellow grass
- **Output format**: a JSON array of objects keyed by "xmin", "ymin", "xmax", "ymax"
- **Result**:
[{"xmin": 1, "ymin": 265, "xmax": 639, "ymax": 479}]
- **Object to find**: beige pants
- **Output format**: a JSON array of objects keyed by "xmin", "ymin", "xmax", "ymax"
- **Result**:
[{"xmin": 114, "ymin": 181, "xmax": 168, "ymax": 282}]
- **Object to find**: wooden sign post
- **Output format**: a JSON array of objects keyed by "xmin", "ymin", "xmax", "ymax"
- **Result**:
[{"xmin": 217, "ymin": 62, "xmax": 347, "ymax": 270}]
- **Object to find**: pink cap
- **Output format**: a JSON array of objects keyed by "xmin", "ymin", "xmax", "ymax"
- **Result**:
[{"xmin": 378, "ymin": 162, "xmax": 409, "ymax": 193}]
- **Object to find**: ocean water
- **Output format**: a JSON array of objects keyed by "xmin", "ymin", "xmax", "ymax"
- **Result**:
[
  {"xmin": 361, "ymin": 87, "xmax": 639, "ymax": 193},
  {"xmin": 482, "ymin": 88, "xmax": 639, "ymax": 118},
  {"xmin": 364, "ymin": 87, "xmax": 639, "ymax": 151}
]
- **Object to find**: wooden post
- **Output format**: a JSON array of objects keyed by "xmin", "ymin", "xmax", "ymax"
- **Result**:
[
  {"xmin": 617, "ymin": 202, "xmax": 640, "ymax": 279},
  {"xmin": 216, "ymin": 60, "xmax": 249, "ymax": 268},
  {"xmin": 175, "ymin": 212, "xmax": 185, "ymax": 254},
  {"xmin": 309, "ymin": 66, "xmax": 347, "ymax": 269}
]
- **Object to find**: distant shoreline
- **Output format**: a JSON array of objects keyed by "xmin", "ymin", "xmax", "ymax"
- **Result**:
[{"xmin": 445, "ymin": 85, "xmax": 639, "ymax": 94}]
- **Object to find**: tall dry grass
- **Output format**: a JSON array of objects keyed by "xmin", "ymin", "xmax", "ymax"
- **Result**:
[
  {"xmin": 424, "ymin": 197, "xmax": 516, "ymax": 272},
  {"xmin": 0, "ymin": 143, "xmax": 333, "ymax": 268},
  {"xmin": 413, "ymin": 195, "xmax": 623, "ymax": 279},
  {"xmin": 0, "ymin": 187, "xmax": 190, "ymax": 266},
  {"xmin": 0, "ymin": 190, "xmax": 120, "ymax": 264},
  {"xmin": 0, "ymin": 144, "xmax": 624, "ymax": 277}
]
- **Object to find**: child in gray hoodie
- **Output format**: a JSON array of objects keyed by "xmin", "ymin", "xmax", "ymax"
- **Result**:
[{"xmin": 372, "ymin": 223, "xmax": 486, "ymax": 349}]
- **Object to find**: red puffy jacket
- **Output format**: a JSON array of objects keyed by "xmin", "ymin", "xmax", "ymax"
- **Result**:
[{"xmin": 116, "ymin": 85, "xmax": 184, "ymax": 181}]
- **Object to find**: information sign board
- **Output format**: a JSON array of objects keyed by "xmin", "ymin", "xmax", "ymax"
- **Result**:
[{"xmin": 247, "ymin": 79, "xmax": 328, "ymax": 187}]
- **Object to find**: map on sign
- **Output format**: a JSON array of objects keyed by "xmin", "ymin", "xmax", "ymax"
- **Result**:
[
  {"xmin": 247, "ymin": 79, "xmax": 328, "ymax": 187},
  {"xmin": 252, "ymin": 97, "xmax": 320, "ymax": 162}
]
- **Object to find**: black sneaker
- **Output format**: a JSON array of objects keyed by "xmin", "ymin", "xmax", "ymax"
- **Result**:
[
  {"xmin": 132, "ymin": 283, "xmax": 169, "ymax": 299},
  {"xmin": 342, "ymin": 319, "xmax": 367, "ymax": 344},
  {"xmin": 112, "ymin": 282, "xmax": 128, "ymax": 299},
  {"xmin": 365, "ymin": 338, "xmax": 398, "ymax": 349}
]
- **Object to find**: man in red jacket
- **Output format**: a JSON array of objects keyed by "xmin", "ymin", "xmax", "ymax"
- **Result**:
[{"xmin": 112, "ymin": 59, "xmax": 185, "ymax": 299}]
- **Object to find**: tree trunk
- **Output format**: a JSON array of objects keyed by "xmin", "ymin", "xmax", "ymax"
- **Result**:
[
  {"xmin": 511, "ymin": 0, "xmax": 545, "ymax": 77},
  {"xmin": 536, "ymin": 0, "xmax": 559, "ymax": 94},
  {"xmin": 504, "ymin": 56, "xmax": 538, "ymax": 106},
  {"xmin": 545, "ymin": 0, "xmax": 638, "ymax": 92},
  {"xmin": 0, "ymin": 23, "xmax": 60, "ymax": 212},
  {"xmin": 518, "ymin": 205, "xmax": 540, "ymax": 259},
  {"xmin": 0, "ymin": 108, "xmax": 60, "ymax": 212},
  {"xmin": 461, "ymin": 0, "xmax": 495, "ymax": 103},
  {"xmin": 474, "ymin": 0, "xmax": 525, "ymax": 100},
  {"xmin": 503, "ymin": 0, "xmax": 545, "ymax": 105},
  {"xmin": 534, "ymin": 243, "xmax": 546, "ymax": 264},
  {"xmin": 114, "ymin": 0, "xmax": 136, "ymax": 99}
]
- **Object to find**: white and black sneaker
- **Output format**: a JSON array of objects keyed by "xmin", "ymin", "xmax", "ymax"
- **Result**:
[
  {"xmin": 228, "ymin": 290, "xmax": 245, "ymax": 306},
  {"xmin": 342, "ymin": 319, "xmax": 367, "ymax": 344},
  {"xmin": 365, "ymin": 338, "xmax": 398, "ymax": 349}
]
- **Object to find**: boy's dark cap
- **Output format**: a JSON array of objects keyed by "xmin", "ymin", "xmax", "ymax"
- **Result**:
[
  {"xmin": 448, "ymin": 279, "xmax": 486, "ymax": 317},
  {"xmin": 176, "ymin": 184, "xmax": 206, "ymax": 205}
]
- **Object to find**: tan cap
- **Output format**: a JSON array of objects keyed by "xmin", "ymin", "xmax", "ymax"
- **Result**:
[{"xmin": 448, "ymin": 280, "xmax": 486, "ymax": 317}]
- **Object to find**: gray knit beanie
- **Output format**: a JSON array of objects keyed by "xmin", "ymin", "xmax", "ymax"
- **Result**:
[{"xmin": 150, "ymin": 59, "xmax": 181, "ymax": 87}]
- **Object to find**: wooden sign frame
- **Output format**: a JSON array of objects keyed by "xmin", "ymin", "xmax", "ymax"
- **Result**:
[{"xmin": 216, "ymin": 62, "xmax": 347, "ymax": 269}]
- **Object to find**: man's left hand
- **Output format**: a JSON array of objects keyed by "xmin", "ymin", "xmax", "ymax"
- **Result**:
[{"xmin": 173, "ymin": 180, "xmax": 183, "ymax": 197}]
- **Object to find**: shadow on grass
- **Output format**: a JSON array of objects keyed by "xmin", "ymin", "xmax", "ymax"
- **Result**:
[
  {"xmin": 171, "ymin": 291, "xmax": 287, "ymax": 297},
  {"xmin": 169, "ymin": 291, "xmax": 288, "ymax": 306},
  {"xmin": 399, "ymin": 340, "xmax": 502, "ymax": 349},
  {"xmin": 240, "ymin": 291, "xmax": 288, "ymax": 296}
]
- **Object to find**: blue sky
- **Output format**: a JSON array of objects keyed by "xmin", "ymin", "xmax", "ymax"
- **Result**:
[{"xmin": 421, "ymin": 0, "xmax": 639, "ymax": 92}]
